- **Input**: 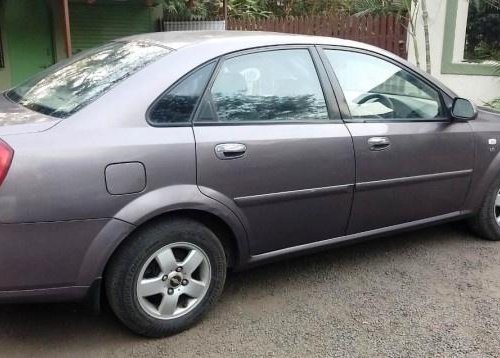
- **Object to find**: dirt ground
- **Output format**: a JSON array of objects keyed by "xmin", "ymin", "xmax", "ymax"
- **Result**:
[{"xmin": 1, "ymin": 222, "xmax": 500, "ymax": 358}]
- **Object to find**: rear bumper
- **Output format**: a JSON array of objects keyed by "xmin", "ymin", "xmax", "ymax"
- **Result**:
[{"xmin": 0, "ymin": 218, "xmax": 134, "ymax": 303}]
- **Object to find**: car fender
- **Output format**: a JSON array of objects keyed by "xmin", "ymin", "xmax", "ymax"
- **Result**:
[{"xmin": 464, "ymin": 146, "xmax": 500, "ymax": 213}]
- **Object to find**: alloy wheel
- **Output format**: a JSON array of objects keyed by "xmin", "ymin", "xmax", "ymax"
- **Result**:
[{"xmin": 136, "ymin": 242, "xmax": 211, "ymax": 320}]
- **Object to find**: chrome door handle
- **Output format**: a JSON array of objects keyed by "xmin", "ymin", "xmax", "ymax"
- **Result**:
[
  {"xmin": 368, "ymin": 137, "xmax": 390, "ymax": 151},
  {"xmin": 214, "ymin": 143, "xmax": 247, "ymax": 160}
]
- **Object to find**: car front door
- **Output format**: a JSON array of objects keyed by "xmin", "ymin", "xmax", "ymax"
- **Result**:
[
  {"xmin": 193, "ymin": 47, "xmax": 355, "ymax": 255},
  {"xmin": 321, "ymin": 48, "xmax": 474, "ymax": 234}
]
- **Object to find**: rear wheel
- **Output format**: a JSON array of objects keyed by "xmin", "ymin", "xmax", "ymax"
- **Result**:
[
  {"xmin": 469, "ymin": 176, "xmax": 500, "ymax": 241},
  {"xmin": 105, "ymin": 218, "xmax": 227, "ymax": 337}
]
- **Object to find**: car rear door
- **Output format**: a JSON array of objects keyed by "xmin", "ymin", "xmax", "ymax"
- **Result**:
[
  {"xmin": 193, "ymin": 46, "xmax": 355, "ymax": 255},
  {"xmin": 320, "ymin": 48, "xmax": 474, "ymax": 234}
]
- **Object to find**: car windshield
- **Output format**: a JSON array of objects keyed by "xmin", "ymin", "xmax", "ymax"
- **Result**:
[{"xmin": 6, "ymin": 41, "xmax": 171, "ymax": 118}]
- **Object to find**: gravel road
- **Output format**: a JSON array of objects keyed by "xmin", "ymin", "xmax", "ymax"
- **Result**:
[{"xmin": 1, "ymin": 222, "xmax": 500, "ymax": 358}]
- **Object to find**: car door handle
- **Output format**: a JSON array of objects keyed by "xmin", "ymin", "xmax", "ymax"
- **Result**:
[
  {"xmin": 214, "ymin": 143, "xmax": 247, "ymax": 160},
  {"xmin": 368, "ymin": 137, "xmax": 391, "ymax": 151}
]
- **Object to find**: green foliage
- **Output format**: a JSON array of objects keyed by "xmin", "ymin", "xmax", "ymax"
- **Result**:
[
  {"xmin": 227, "ymin": 0, "xmax": 272, "ymax": 19},
  {"xmin": 159, "ymin": 0, "xmax": 405, "ymax": 19},
  {"xmin": 266, "ymin": 0, "xmax": 350, "ymax": 17},
  {"xmin": 465, "ymin": 1, "xmax": 500, "ymax": 62},
  {"xmin": 249, "ymin": 0, "xmax": 406, "ymax": 17},
  {"xmin": 490, "ymin": 99, "xmax": 500, "ymax": 109},
  {"xmin": 269, "ymin": 0, "xmax": 408, "ymax": 17},
  {"xmin": 161, "ymin": 0, "xmax": 219, "ymax": 19},
  {"xmin": 349, "ymin": 0, "xmax": 409, "ymax": 16}
]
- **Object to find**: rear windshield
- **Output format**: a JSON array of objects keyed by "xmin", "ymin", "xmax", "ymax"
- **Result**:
[{"xmin": 6, "ymin": 41, "xmax": 171, "ymax": 118}]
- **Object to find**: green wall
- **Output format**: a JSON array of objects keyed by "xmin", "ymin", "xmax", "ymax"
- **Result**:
[
  {"xmin": 0, "ymin": 0, "xmax": 161, "ymax": 90},
  {"xmin": 0, "ymin": 1, "xmax": 10, "ymax": 90},
  {"xmin": 70, "ymin": 3, "xmax": 158, "ymax": 54},
  {"xmin": 3, "ymin": 0, "xmax": 54, "ymax": 86}
]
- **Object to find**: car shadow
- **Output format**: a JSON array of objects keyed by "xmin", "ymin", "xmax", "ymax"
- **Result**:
[{"xmin": 0, "ymin": 222, "xmax": 478, "ymax": 353}]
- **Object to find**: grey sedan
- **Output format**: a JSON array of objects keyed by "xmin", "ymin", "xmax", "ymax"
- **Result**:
[{"xmin": 0, "ymin": 31, "xmax": 499, "ymax": 337}]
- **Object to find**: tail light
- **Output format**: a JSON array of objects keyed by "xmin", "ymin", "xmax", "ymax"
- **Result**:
[{"xmin": 0, "ymin": 139, "xmax": 13, "ymax": 186}]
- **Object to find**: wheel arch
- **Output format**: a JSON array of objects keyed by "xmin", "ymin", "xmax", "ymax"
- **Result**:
[
  {"xmin": 113, "ymin": 209, "xmax": 241, "ymax": 269},
  {"xmin": 465, "ymin": 151, "xmax": 500, "ymax": 213},
  {"xmin": 76, "ymin": 185, "xmax": 249, "ymax": 289}
]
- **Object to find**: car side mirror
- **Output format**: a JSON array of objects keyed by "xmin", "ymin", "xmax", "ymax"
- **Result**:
[{"xmin": 451, "ymin": 97, "xmax": 477, "ymax": 121}]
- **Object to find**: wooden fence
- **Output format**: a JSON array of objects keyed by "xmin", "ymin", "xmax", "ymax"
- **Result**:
[{"xmin": 226, "ymin": 15, "xmax": 407, "ymax": 58}]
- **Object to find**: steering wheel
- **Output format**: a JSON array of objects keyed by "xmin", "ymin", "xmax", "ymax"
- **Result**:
[{"xmin": 356, "ymin": 93, "xmax": 395, "ymax": 119}]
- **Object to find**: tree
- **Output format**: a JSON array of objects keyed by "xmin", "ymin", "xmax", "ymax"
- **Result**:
[{"xmin": 420, "ymin": 0, "xmax": 431, "ymax": 73}]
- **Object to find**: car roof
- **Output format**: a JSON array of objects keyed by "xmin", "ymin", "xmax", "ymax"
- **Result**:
[
  {"xmin": 122, "ymin": 30, "xmax": 383, "ymax": 54},
  {"xmin": 120, "ymin": 31, "xmax": 458, "ymax": 100}
]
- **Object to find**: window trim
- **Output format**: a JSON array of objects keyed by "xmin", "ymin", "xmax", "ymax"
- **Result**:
[
  {"xmin": 145, "ymin": 60, "xmax": 218, "ymax": 127},
  {"xmin": 193, "ymin": 45, "xmax": 343, "ymax": 126},
  {"xmin": 318, "ymin": 46, "xmax": 452, "ymax": 123}
]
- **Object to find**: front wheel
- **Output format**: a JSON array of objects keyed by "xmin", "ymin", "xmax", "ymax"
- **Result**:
[
  {"xmin": 105, "ymin": 218, "xmax": 227, "ymax": 337},
  {"xmin": 469, "ymin": 176, "xmax": 500, "ymax": 241}
]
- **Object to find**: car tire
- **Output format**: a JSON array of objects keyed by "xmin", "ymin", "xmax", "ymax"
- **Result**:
[
  {"xmin": 105, "ymin": 218, "xmax": 227, "ymax": 338},
  {"xmin": 469, "ymin": 176, "xmax": 500, "ymax": 241}
]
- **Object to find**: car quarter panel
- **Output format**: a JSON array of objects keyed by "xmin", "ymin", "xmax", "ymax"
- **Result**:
[
  {"xmin": 0, "ymin": 48, "xmax": 215, "ymax": 225},
  {"xmin": 0, "ymin": 126, "xmax": 196, "ymax": 223}
]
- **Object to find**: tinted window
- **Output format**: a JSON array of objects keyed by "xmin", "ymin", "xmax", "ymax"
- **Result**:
[
  {"xmin": 325, "ymin": 50, "xmax": 444, "ymax": 120},
  {"xmin": 149, "ymin": 63, "xmax": 215, "ymax": 125},
  {"xmin": 200, "ymin": 49, "xmax": 329, "ymax": 123},
  {"xmin": 7, "ymin": 41, "xmax": 171, "ymax": 118}
]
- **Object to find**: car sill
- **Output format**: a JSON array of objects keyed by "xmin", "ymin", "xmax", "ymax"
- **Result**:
[{"xmin": 246, "ymin": 211, "xmax": 465, "ymax": 267}]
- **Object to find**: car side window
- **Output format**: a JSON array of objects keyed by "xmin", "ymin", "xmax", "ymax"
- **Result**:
[
  {"xmin": 324, "ymin": 50, "xmax": 445, "ymax": 121},
  {"xmin": 149, "ymin": 62, "xmax": 215, "ymax": 125},
  {"xmin": 197, "ymin": 49, "xmax": 330, "ymax": 123}
]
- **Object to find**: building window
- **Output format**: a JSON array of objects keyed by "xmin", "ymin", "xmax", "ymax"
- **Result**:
[
  {"xmin": 441, "ymin": 0, "xmax": 498, "ymax": 76},
  {"xmin": 464, "ymin": 1, "xmax": 500, "ymax": 62}
]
